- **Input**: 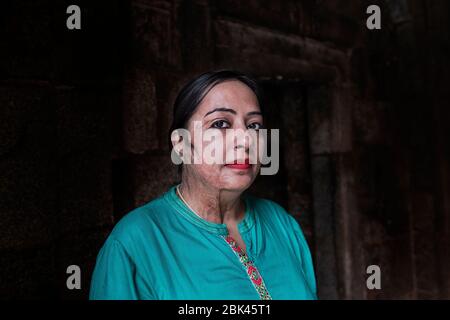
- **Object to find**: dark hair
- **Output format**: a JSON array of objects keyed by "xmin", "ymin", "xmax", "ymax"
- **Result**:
[
  {"xmin": 170, "ymin": 70, "xmax": 262, "ymax": 134},
  {"xmin": 169, "ymin": 69, "xmax": 263, "ymax": 146}
]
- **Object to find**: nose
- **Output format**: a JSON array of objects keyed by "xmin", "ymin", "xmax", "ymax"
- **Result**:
[{"xmin": 232, "ymin": 122, "xmax": 255, "ymax": 152}]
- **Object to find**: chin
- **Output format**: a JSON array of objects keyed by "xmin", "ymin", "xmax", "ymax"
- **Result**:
[{"xmin": 220, "ymin": 175, "xmax": 254, "ymax": 192}]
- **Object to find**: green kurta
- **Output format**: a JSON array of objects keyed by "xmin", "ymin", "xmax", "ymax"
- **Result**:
[{"xmin": 89, "ymin": 184, "xmax": 317, "ymax": 300}]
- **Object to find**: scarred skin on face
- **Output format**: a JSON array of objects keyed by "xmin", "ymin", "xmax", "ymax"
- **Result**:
[{"xmin": 172, "ymin": 80, "xmax": 264, "ymax": 242}]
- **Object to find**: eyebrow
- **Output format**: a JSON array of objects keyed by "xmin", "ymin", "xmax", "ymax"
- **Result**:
[
  {"xmin": 246, "ymin": 111, "xmax": 263, "ymax": 117},
  {"xmin": 203, "ymin": 107, "xmax": 262, "ymax": 118}
]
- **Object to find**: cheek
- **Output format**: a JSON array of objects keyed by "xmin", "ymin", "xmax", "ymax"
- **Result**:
[
  {"xmin": 254, "ymin": 135, "xmax": 265, "ymax": 163},
  {"xmin": 204, "ymin": 132, "xmax": 227, "ymax": 160},
  {"xmin": 190, "ymin": 163, "xmax": 223, "ymax": 186},
  {"xmin": 190, "ymin": 129, "xmax": 226, "ymax": 164}
]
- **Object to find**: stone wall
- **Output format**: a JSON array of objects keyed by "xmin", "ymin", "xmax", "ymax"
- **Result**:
[{"xmin": 0, "ymin": 0, "xmax": 449, "ymax": 299}]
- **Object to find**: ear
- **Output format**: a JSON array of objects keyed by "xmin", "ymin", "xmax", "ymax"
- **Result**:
[
  {"xmin": 171, "ymin": 129, "xmax": 183, "ymax": 155},
  {"xmin": 170, "ymin": 129, "xmax": 184, "ymax": 165}
]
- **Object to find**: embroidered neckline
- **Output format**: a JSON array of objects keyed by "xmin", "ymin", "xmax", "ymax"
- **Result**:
[
  {"xmin": 165, "ymin": 184, "xmax": 255, "ymax": 235},
  {"xmin": 164, "ymin": 185, "xmax": 269, "ymax": 299},
  {"xmin": 222, "ymin": 235, "xmax": 272, "ymax": 300}
]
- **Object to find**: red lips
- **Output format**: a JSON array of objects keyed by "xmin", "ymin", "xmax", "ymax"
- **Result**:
[{"xmin": 225, "ymin": 158, "xmax": 251, "ymax": 170}]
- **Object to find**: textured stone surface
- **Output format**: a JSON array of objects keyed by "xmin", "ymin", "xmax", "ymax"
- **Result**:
[
  {"xmin": 214, "ymin": 18, "xmax": 347, "ymax": 80},
  {"xmin": 123, "ymin": 67, "xmax": 158, "ymax": 154},
  {"xmin": 57, "ymin": 151, "xmax": 114, "ymax": 236},
  {"xmin": 214, "ymin": 0, "xmax": 361, "ymax": 47},
  {"xmin": 310, "ymin": 155, "xmax": 338, "ymax": 299},
  {"xmin": 0, "ymin": 1, "xmax": 54, "ymax": 80},
  {"xmin": 1, "ymin": 0, "xmax": 449, "ymax": 300},
  {"xmin": 55, "ymin": 227, "xmax": 111, "ymax": 300},
  {"xmin": 130, "ymin": 154, "xmax": 179, "ymax": 208},
  {"xmin": 54, "ymin": 88, "xmax": 115, "ymax": 157},
  {"xmin": 0, "ymin": 87, "xmax": 56, "ymax": 250},
  {"xmin": 130, "ymin": 0, "xmax": 181, "ymax": 68},
  {"xmin": 0, "ymin": 245, "xmax": 58, "ymax": 299},
  {"xmin": 307, "ymin": 85, "xmax": 332, "ymax": 155},
  {"xmin": 51, "ymin": 0, "xmax": 124, "ymax": 86}
]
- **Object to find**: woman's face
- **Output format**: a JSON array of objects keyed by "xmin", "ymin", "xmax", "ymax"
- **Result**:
[{"xmin": 181, "ymin": 80, "xmax": 264, "ymax": 193}]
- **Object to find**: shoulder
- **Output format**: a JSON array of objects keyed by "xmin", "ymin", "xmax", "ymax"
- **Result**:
[
  {"xmin": 246, "ymin": 194, "xmax": 300, "ymax": 230},
  {"xmin": 107, "ymin": 193, "xmax": 169, "ymax": 248}
]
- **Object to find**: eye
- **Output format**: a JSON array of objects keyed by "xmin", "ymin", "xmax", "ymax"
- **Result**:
[
  {"xmin": 211, "ymin": 120, "xmax": 231, "ymax": 129},
  {"xmin": 247, "ymin": 122, "xmax": 263, "ymax": 130}
]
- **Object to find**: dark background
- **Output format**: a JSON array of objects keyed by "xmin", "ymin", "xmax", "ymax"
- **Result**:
[{"xmin": 0, "ymin": 0, "xmax": 449, "ymax": 299}]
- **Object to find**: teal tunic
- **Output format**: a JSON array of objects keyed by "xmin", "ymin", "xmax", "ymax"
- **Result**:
[{"xmin": 89, "ymin": 185, "xmax": 317, "ymax": 300}]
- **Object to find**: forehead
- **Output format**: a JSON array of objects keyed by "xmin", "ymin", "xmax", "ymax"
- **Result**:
[{"xmin": 195, "ymin": 80, "xmax": 260, "ymax": 114}]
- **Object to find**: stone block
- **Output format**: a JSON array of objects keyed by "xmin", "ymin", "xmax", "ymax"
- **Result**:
[
  {"xmin": 122, "ymin": 67, "xmax": 158, "ymax": 154},
  {"xmin": 57, "ymin": 151, "xmax": 114, "ymax": 236},
  {"xmin": 130, "ymin": 1, "xmax": 181, "ymax": 68},
  {"xmin": 0, "ymin": 245, "xmax": 57, "ymax": 299},
  {"xmin": 131, "ymin": 154, "xmax": 179, "ymax": 207},
  {"xmin": 55, "ymin": 227, "xmax": 111, "ymax": 300},
  {"xmin": 0, "ymin": 0, "xmax": 54, "ymax": 80},
  {"xmin": 0, "ymin": 87, "xmax": 56, "ymax": 250},
  {"xmin": 54, "ymin": 88, "xmax": 115, "ymax": 157}
]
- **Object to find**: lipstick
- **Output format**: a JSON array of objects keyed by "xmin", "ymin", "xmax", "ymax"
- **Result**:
[{"xmin": 225, "ymin": 158, "xmax": 251, "ymax": 170}]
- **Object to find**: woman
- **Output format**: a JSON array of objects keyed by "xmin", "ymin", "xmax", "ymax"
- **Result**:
[{"xmin": 89, "ymin": 70, "xmax": 317, "ymax": 300}]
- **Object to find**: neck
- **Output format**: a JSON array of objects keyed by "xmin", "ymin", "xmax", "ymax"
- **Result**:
[{"xmin": 178, "ymin": 173, "xmax": 245, "ymax": 225}]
